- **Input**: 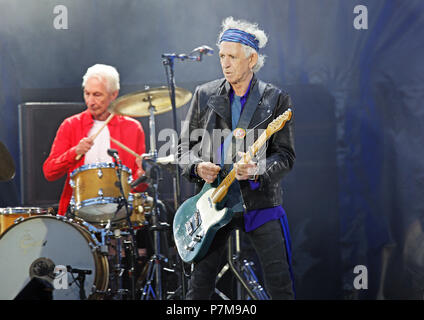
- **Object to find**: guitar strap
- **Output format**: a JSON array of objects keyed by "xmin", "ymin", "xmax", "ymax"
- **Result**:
[{"xmin": 222, "ymin": 79, "xmax": 268, "ymax": 169}]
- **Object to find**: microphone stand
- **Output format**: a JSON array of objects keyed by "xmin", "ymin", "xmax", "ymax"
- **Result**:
[
  {"xmin": 162, "ymin": 48, "xmax": 211, "ymax": 300},
  {"xmin": 66, "ymin": 266, "xmax": 92, "ymax": 300},
  {"xmin": 162, "ymin": 50, "xmax": 206, "ymax": 210},
  {"xmin": 109, "ymin": 149, "xmax": 139, "ymax": 300}
]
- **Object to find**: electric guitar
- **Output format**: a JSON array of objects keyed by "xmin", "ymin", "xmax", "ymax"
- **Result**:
[{"xmin": 173, "ymin": 109, "xmax": 293, "ymax": 263}]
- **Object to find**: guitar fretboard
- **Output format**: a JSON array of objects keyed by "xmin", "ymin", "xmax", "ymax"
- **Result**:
[
  {"xmin": 210, "ymin": 109, "xmax": 292, "ymax": 204},
  {"xmin": 211, "ymin": 130, "xmax": 268, "ymax": 203}
]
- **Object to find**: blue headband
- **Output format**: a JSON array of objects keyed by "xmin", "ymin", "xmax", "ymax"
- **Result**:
[{"xmin": 219, "ymin": 29, "xmax": 260, "ymax": 52}]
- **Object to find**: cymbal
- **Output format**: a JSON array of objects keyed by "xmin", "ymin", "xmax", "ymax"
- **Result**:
[
  {"xmin": 156, "ymin": 154, "xmax": 176, "ymax": 165},
  {"xmin": 0, "ymin": 141, "xmax": 15, "ymax": 181},
  {"xmin": 110, "ymin": 86, "xmax": 192, "ymax": 117}
]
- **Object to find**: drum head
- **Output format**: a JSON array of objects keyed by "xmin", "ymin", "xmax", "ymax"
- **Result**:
[{"xmin": 0, "ymin": 215, "xmax": 107, "ymax": 300}]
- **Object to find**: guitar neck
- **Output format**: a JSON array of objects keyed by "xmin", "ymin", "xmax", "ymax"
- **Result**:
[{"xmin": 211, "ymin": 130, "xmax": 269, "ymax": 203}]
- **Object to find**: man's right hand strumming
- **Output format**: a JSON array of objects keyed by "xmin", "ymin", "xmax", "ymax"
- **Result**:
[{"xmin": 196, "ymin": 162, "xmax": 221, "ymax": 184}]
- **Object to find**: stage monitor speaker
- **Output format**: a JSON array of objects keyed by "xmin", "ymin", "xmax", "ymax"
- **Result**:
[{"xmin": 19, "ymin": 102, "xmax": 85, "ymax": 206}]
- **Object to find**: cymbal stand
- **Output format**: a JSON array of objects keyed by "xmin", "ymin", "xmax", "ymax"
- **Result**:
[
  {"xmin": 144, "ymin": 91, "xmax": 158, "ymax": 161},
  {"xmin": 140, "ymin": 164, "xmax": 169, "ymax": 300},
  {"xmin": 137, "ymin": 102, "xmax": 171, "ymax": 300}
]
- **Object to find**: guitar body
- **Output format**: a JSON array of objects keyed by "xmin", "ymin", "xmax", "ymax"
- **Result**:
[{"xmin": 173, "ymin": 182, "xmax": 233, "ymax": 263}]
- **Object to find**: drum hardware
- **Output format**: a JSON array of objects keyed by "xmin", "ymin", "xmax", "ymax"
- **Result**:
[
  {"xmin": 110, "ymin": 85, "xmax": 176, "ymax": 300},
  {"xmin": 138, "ymin": 160, "xmax": 173, "ymax": 300},
  {"xmin": 14, "ymin": 216, "xmax": 25, "ymax": 224},
  {"xmin": 110, "ymin": 228, "xmax": 127, "ymax": 300},
  {"xmin": 79, "ymin": 219, "xmax": 109, "ymax": 254},
  {"xmin": 106, "ymin": 82, "xmax": 193, "ymax": 298},
  {"xmin": 141, "ymin": 253, "xmax": 168, "ymax": 300},
  {"xmin": 108, "ymin": 148, "xmax": 139, "ymax": 300}
]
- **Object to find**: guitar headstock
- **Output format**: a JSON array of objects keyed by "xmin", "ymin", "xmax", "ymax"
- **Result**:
[{"xmin": 266, "ymin": 108, "xmax": 292, "ymax": 135}]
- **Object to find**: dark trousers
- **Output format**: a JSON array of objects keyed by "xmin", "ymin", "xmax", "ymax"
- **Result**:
[{"xmin": 186, "ymin": 212, "xmax": 294, "ymax": 300}]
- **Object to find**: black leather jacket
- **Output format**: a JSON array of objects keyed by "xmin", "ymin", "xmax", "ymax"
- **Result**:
[{"xmin": 177, "ymin": 75, "xmax": 295, "ymax": 211}]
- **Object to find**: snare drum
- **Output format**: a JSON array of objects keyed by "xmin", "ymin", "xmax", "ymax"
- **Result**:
[
  {"xmin": 0, "ymin": 207, "xmax": 48, "ymax": 235},
  {"xmin": 69, "ymin": 162, "xmax": 134, "ymax": 226},
  {"xmin": 0, "ymin": 215, "xmax": 109, "ymax": 300}
]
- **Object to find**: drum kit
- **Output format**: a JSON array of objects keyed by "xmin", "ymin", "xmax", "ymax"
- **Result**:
[{"xmin": 0, "ymin": 86, "xmax": 192, "ymax": 300}]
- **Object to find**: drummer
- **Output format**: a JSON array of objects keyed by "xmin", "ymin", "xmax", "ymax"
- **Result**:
[{"xmin": 43, "ymin": 64, "xmax": 148, "ymax": 217}]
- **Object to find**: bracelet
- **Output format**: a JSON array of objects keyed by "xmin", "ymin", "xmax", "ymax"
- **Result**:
[
  {"xmin": 194, "ymin": 163, "xmax": 200, "ymax": 177},
  {"xmin": 248, "ymin": 174, "xmax": 258, "ymax": 182},
  {"xmin": 248, "ymin": 166, "xmax": 259, "ymax": 182}
]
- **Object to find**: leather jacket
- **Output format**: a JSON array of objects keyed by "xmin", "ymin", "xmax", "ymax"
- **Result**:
[{"xmin": 177, "ymin": 75, "xmax": 295, "ymax": 211}]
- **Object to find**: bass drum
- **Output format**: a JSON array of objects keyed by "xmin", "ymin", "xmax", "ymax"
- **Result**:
[{"xmin": 0, "ymin": 215, "xmax": 108, "ymax": 300}]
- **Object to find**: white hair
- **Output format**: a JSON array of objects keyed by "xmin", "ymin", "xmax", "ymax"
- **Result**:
[
  {"xmin": 82, "ymin": 64, "xmax": 120, "ymax": 93},
  {"xmin": 217, "ymin": 16, "xmax": 268, "ymax": 73}
]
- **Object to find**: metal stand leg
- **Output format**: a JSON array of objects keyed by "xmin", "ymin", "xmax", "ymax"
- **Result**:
[
  {"xmin": 140, "ymin": 253, "xmax": 169, "ymax": 300},
  {"xmin": 216, "ymin": 230, "xmax": 270, "ymax": 300},
  {"xmin": 138, "ymin": 169, "xmax": 172, "ymax": 300}
]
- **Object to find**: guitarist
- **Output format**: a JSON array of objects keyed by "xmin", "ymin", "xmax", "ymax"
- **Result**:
[{"xmin": 177, "ymin": 17, "xmax": 296, "ymax": 299}]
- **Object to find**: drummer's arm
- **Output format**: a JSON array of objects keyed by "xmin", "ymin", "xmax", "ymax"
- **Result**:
[{"xmin": 43, "ymin": 120, "xmax": 80, "ymax": 181}]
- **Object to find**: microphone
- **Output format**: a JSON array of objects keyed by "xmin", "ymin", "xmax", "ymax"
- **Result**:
[
  {"xmin": 107, "ymin": 148, "xmax": 119, "ymax": 158},
  {"xmin": 191, "ymin": 45, "xmax": 214, "ymax": 55},
  {"xmin": 67, "ymin": 265, "xmax": 92, "ymax": 275},
  {"xmin": 130, "ymin": 175, "xmax": 148, "ymax": 188},
  {"xmin": 107, "ymin": 148, "xmax": 122, "ymax": 166}
]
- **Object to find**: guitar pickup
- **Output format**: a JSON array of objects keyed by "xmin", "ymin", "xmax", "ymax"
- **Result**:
[
  {"xmin": 185, "ymin": 210, "xmax": 202, "ymax": 237},
  {"xmin": 194, "ymin": 210, "xmax": 202, "ymax": 227},
  {"xmin": 185, "ymin": 221, "xmax": 194, "ymax": 236}
]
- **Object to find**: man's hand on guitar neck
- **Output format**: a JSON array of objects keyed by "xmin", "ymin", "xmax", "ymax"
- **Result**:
[
  {"xmin": 196, "ymin": 162, "xmax": 221, "ymax": 184},
  {"xmin": 235, "ymin": 151, "xmax": 258, "ymax": 181}
]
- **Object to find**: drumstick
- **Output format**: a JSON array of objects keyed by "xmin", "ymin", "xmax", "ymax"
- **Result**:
[
  {"xmin": 110, "ymin": 137, "xmax": 142, "ymax": 160},
  {"xmin": 75, "ymin": 112, "xmax": 115, "ymax": 160}
]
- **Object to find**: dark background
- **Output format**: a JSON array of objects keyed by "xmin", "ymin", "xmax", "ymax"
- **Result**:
[{"xmin": 1, "ymin": 0, "xmax": 423, "ymax": 299}]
